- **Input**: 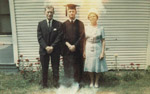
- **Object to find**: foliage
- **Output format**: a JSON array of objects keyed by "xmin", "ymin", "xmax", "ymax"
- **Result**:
[
  {"xmin": 146, "ymin": 65, "xmax": 150, "ymax": 74},
  {"xmin": 11, "ymin": 55, "xmax": 149, "ymax": 94},
  {"xmin": 1, "ymin": 70, "xmax": 150, "ymax": 94}
]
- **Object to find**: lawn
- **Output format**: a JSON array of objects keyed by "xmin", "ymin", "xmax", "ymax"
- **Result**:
[{"xmin": 0, "ymin": 70, "xmax": 150, "ymax": 94}]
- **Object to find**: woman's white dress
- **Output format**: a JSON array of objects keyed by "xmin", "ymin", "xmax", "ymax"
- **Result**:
[{"xmin": 84, "ymin": 25, "xmax": 108, "ymax": 73}]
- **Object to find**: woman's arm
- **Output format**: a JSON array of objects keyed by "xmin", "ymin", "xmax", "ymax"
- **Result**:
[{"xmin": 100, "ymin": 39, "xmax": 105, "ymax": 59}]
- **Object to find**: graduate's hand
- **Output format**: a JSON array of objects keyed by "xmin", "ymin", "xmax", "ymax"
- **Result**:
[
  {"xmin": 65, "ymin": 42, "xmax": 71, "ymax": 48},
  {"xmin": 100, "ymin": 53, "xmax": 104, "ymax": 60},
  {"xmin": 65, "ymin": 42, "xmax": 75, "ymax": 52},
  {"xmin": 69, "ymin": 45, "xmax": 76, "ymax": 52}
]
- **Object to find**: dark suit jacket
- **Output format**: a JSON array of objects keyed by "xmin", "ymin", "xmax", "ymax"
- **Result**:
[{"xmin": 37, "ymin": 19, "xmax": 62, "ymax": 55}]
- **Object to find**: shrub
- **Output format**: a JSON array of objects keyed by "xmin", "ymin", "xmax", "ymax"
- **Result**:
[
  {"xmin": 122, "ymin": 72, "xmax": 136, "ymax": 81},
  {"xmin": 99, "ymin": 72, "xmax": 121, "ymax": 86},
  {"xmin": 122, "ymin": 71, "xmax": 144, "ymax": 81},
  {"xmin": 146, "ymin": 65, "xmax": 150, "ymax": 74}
]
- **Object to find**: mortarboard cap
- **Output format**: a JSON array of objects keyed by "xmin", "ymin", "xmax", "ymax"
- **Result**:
[{"xmin": 65, "ymin": 4, "xmax": 79, "ymax": 16}]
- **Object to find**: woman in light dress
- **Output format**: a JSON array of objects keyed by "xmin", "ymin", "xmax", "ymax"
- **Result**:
[{"xmin": 83, "ymin": 8, "xmax": 108, "ymax": 88}]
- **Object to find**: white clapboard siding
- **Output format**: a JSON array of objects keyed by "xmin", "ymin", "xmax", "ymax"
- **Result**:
[{"xmin": 13, "ymin": 0, "xmax": 150, "ymax": 69}]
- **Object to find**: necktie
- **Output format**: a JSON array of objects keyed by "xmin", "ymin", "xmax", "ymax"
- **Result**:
[
  {"xmin": 48, "ymin": 20, "xmax": 51, "ymax": 27},
  {"xmin": 71, "ymin": 20, "xmax": 73, "ymax": 24}
]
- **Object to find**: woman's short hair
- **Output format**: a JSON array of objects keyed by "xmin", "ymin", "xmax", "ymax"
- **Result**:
[{"xmin": 87, "ymin": 8, "xmax": 99, "ymax": 19}]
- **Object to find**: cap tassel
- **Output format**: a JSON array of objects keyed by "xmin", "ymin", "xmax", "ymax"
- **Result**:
[{"xmin": 65, "ymin": 7, "xmax": 67, "ymax": 16}]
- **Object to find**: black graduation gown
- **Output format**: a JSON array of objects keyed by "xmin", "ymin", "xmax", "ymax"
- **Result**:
[{"xmin": 62, "ymin": 19, "xmax": 85, "ymax": 83}]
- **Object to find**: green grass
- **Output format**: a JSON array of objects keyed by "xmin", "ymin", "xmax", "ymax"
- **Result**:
[
  {"xmin": 98, "ymin": 71, "xmax": 150, "ymax": 94},
  {"xmin": 0, "ymin": 71, "xmax": 150, "ymax": 94}
]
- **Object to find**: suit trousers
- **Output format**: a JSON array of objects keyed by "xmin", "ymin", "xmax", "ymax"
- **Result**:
[{"xmin": 40, "ymin": 53, "xmax": 60, "ymax": 86}]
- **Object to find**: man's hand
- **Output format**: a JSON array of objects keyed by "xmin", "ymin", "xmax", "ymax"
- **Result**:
[
  {"xmin": 49, "ymin": 46, "xmax": 53, "ymax": 53},
  {"xmin": 45, "ymin": 46, "xmax": 51, "ymax": 52},
  {"xmin": 45, "ymin": 46, "xmax": 53, "ymax": 54}
]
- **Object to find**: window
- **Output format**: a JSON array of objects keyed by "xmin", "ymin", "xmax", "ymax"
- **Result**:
[{"xmin": 0, "ymin": 0, "xmax": 11, "ymax": 35}]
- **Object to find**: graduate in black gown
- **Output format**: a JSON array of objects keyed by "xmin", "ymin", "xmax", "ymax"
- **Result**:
[{"xmin": 62, "ymin": 4, "xmax": 85, "ymax": 86}]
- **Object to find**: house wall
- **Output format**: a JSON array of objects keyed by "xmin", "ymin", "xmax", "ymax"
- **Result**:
[{"xmin": 10, "ymin": 0, "xmax": 150, "ymax": 69}]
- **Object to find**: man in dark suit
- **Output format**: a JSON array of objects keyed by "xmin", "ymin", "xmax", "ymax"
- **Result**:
[
  {"xmin": 37, "ymin": 5, "xmax": 62, "ymax": 88},
  {"xmin": 62, "ymin": 4, "xmax": 85, "ymax": 87}
]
